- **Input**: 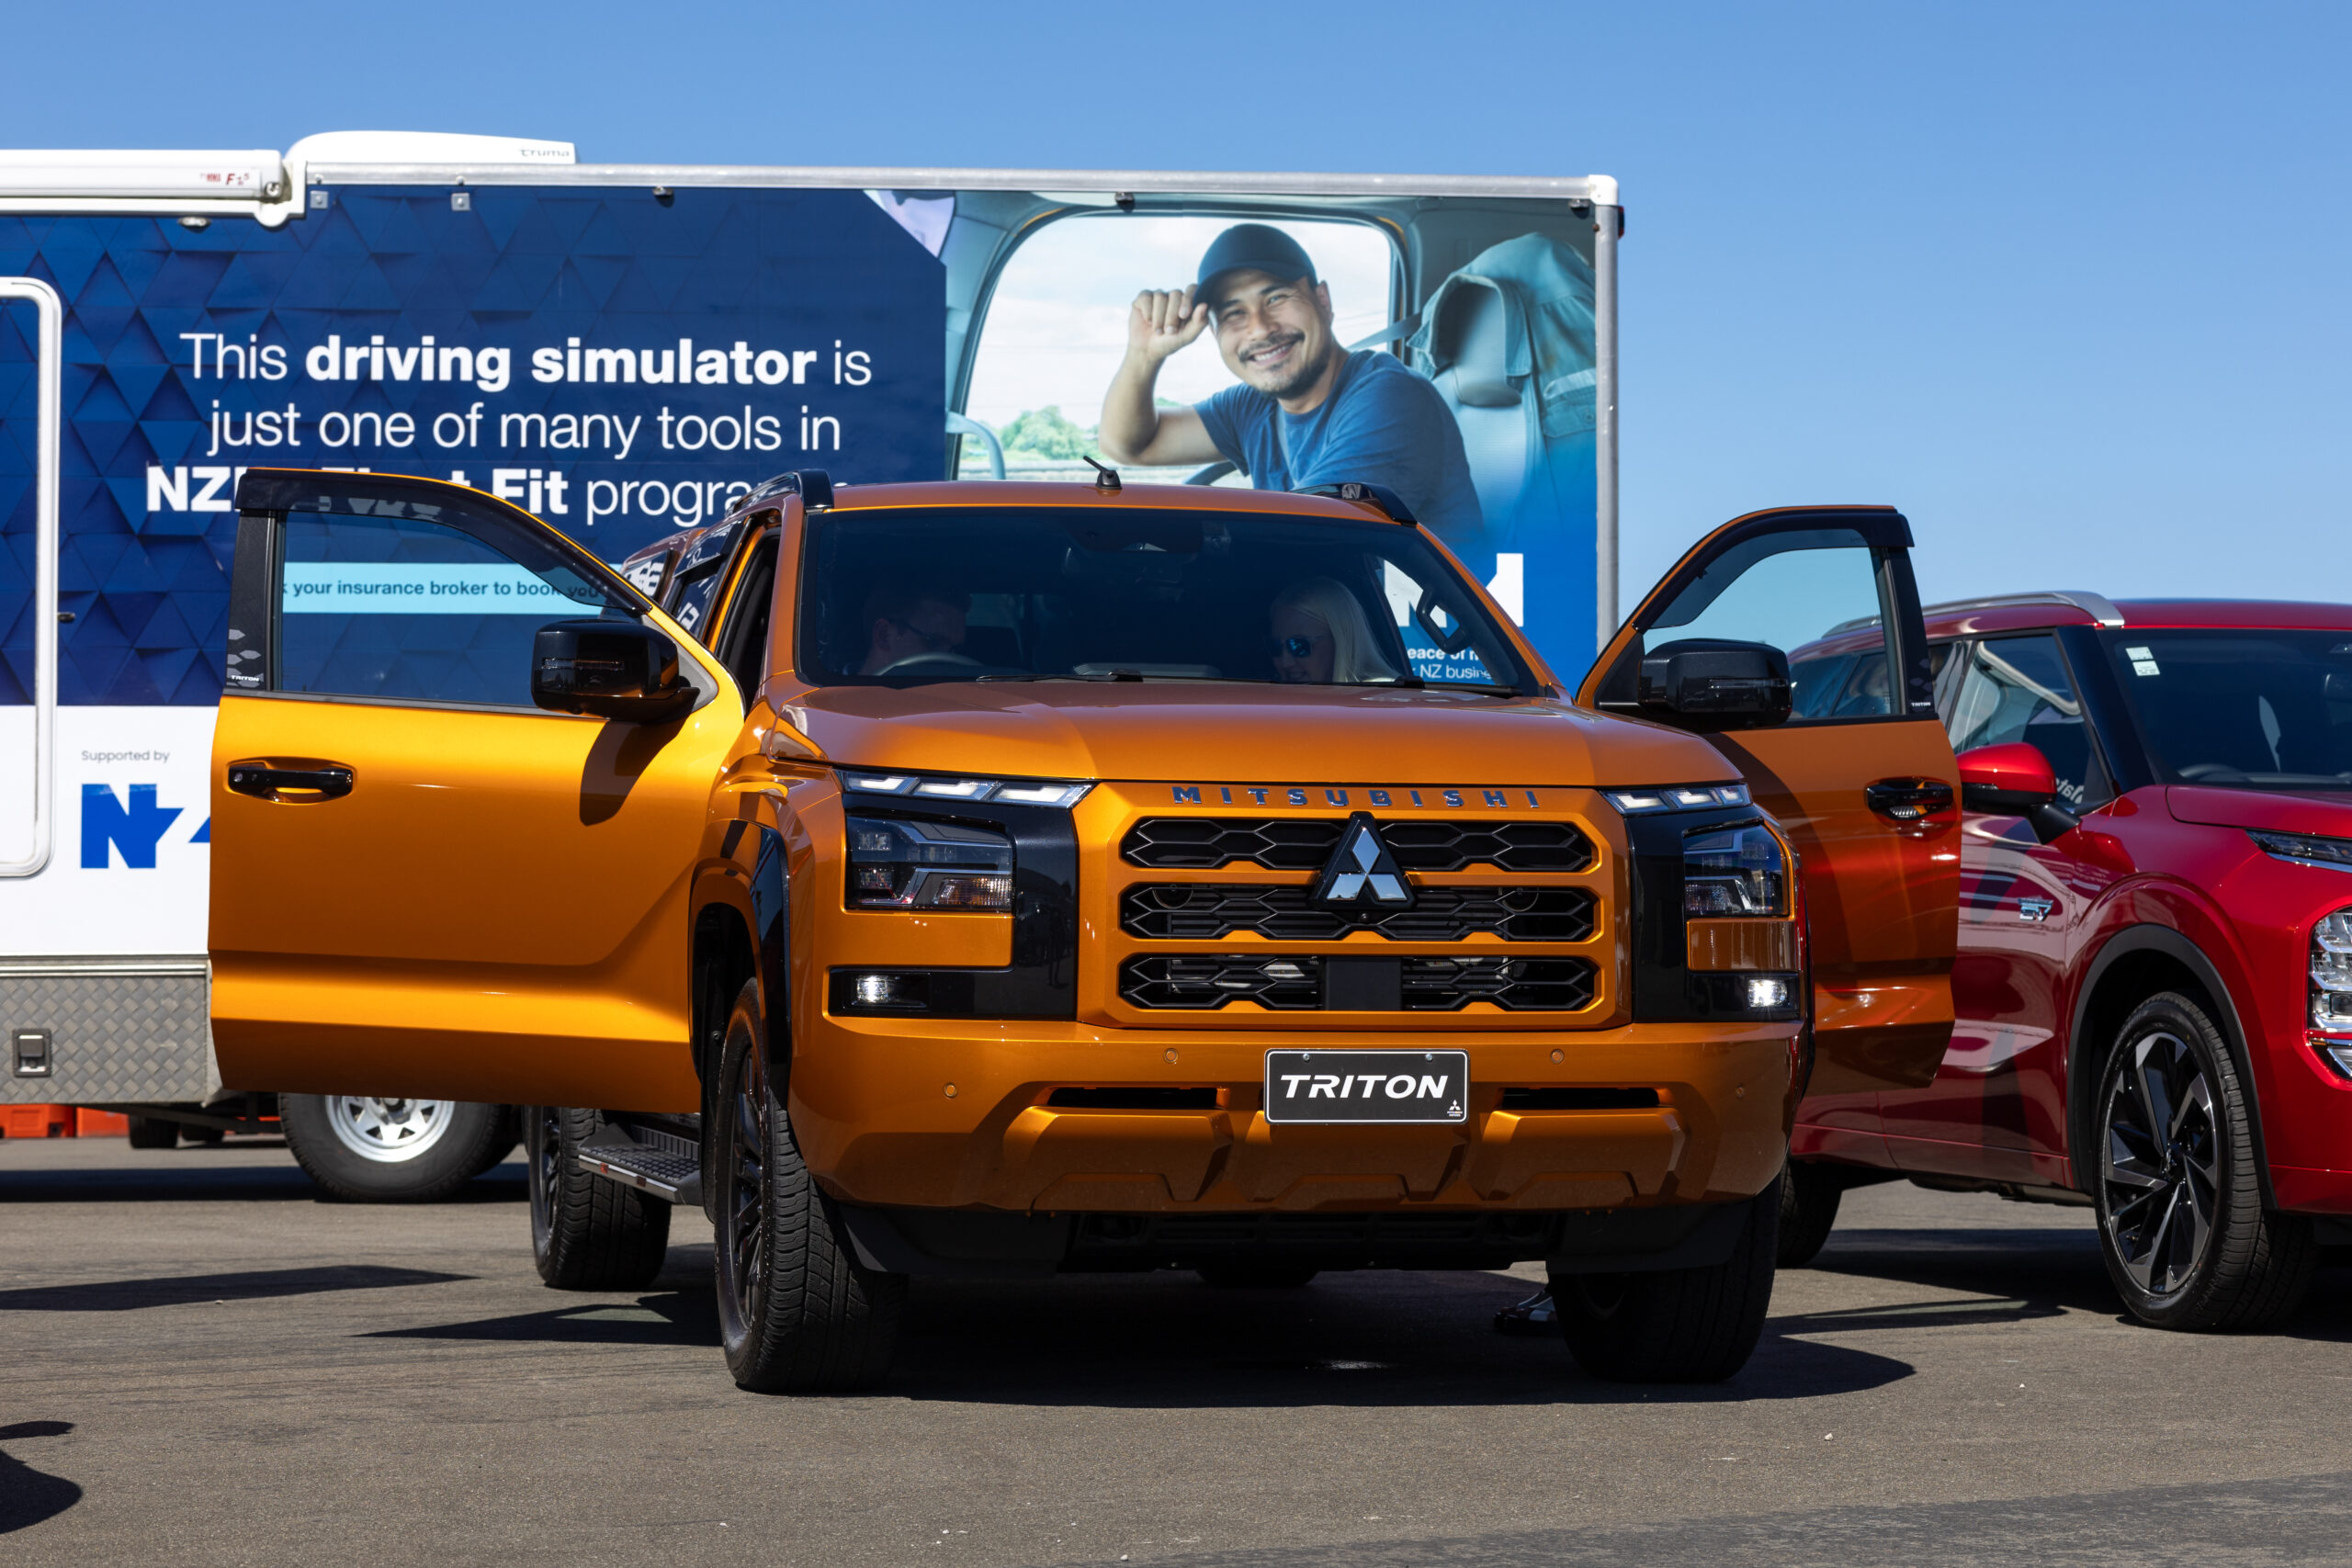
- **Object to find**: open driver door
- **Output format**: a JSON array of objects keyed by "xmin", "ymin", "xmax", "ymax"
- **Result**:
[
  {"xmin": 1580, "ymin": 506, "xmax": 1960, "ymax": 1168},
  {"xmin": 208, "ymin": 469, "xmax": 741, "ymax": 1111}
]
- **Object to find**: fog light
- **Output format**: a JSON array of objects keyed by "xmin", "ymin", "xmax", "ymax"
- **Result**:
[
  {"xmin": 844, "ymin": 972, "xmax": 925, "ymax": 1011},
  {"xmin": 2313, "ymin": 1036, "xmax": 2352, "ymax": 1080},
  {"xmin": 1746, "ymin": 976, "xmax": 1791, "ymax": 1010}
]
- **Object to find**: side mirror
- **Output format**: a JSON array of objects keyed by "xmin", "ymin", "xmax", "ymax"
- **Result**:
[
  {"xmin": 1636, "ymin": 638, "xmax": 1792, "ymax": 731},
  {"xmin": 1957, "ymin": 742, "xmax": 2080, "ymax": 843},
  {"xmin": 531, "ymin": 620, "xmax": 695, "ymax": 723}
]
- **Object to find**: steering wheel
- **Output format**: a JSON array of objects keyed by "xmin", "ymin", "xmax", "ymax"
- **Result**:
[{"xmin": 876, "ymin": 651, "xmax": 983, "ymax": 676}]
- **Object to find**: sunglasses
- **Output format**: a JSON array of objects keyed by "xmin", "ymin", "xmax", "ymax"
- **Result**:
[{"xmin": 1271, "ymin": 634, "xmax": 1328, "ymax": 659}]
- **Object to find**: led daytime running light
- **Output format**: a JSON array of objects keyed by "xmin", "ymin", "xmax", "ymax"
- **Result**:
[
  {"xmin": 1606, "ymin": 783, "xmax": 1751, "ymax": 814},
  {"xmin": 842, "ymin": 772, "xmax": 1092, "ymax": 808}
]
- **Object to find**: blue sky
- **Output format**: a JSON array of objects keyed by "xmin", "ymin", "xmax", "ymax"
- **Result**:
[{"xmin": 7, "ymin": 1, "xmax": 2346, "ymax": 607}]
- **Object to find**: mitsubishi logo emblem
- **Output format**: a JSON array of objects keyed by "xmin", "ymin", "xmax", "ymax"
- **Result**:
[{"xmin": 1311, "ymin": 812, "xmax": 1415, "ymax": 908}]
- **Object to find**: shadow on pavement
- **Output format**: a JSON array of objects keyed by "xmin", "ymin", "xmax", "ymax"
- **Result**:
[
  {"xmin": 0, "ymin": 1422, "xmax": 81, "ymax": 1535},
  {"xmin": 882, "ymin": 1268, "xmax": 1912, "ymax": 1408},
  {"xmin": 366, "ymin": 1291, "xmax": 718, "ymax": 1346},
  {"xmin": 0, "ymin": 1265, "xmax": 470, "ymax": 1313}
]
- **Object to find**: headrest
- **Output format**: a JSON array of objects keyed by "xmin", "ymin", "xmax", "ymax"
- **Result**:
[{"xmin": 1433, "ymin": 284, "xmax": 1518, "ymax": 408}]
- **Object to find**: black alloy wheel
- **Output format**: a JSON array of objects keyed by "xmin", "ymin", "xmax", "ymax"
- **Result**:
[
  {"xmin": 711, "ymin": 979, "xmax": 905, "ymax": 1393},
  {"xmin": 719, "ymin": 1041, "xmax": 772, "ymax": 1337},
  {"xmin": 2092, "ymin": 992, "xmax": 2314, "ymax": 1329},
  {"xmin": 2099, "ymin": 1026, "xmax": 2219, "ymax": 1297}
]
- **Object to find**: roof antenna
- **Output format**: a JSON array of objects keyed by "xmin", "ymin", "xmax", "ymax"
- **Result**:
[{"xmin": 1081, "ymin": 455, "xmax": 1122, "ymax": 493}]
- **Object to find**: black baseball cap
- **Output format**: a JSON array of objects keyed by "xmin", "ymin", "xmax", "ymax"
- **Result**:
[{"xmin": 1194, "ymin": 224, "xmax": 1317, "ymax": 301}]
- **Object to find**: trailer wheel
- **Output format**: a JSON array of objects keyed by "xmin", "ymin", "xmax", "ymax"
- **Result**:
[
  {"xmin": 278, "ymin": 1095, "xmax": 509, "ymax": 1203},
  {"xmin": 125, "ymin": 1115, "xmax": 179, "ymax": 1150},
  {"xmin": 1551, "ymin": 1178, "xmax": 1781, "ymax": 1383},
  {"xmin": 526, "ymin": 1104, "xmax": 672, "ymax": 1291}
]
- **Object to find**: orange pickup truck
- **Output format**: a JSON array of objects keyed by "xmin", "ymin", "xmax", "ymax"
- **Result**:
[{"xmin": 208, "ymin": 468, "xmax": 1958, "ymax": 1390}]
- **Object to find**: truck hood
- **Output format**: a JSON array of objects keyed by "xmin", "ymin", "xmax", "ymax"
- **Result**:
[
  {"xmin": 782, "ymin": 683, "xmax": 1731, "ymax": 787},
  {"xmin": 2167, "ymin": 784, "xmax": 2352, "ymax": 839}
]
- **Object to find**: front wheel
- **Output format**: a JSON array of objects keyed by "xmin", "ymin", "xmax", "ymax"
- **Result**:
[
  {"xmin": 279, "ymin": 1095, "xmax": 511, "ymax": 1202},
  {"xmin": 1550, "ymin": 1179, "xmax": 1780, "ymax": 1383},
  {"xmin": 712, "ymin": 980, "xmax": 905, "ymax": 1393},
  {"xmin": 2093, "ymin": 992, "xmax": 2314, "ymax": 1329}
]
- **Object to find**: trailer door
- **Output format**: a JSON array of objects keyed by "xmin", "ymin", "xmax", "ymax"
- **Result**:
[{"xmin": 0, "ymin": 277, "xmax": 63, "ymax": 879}]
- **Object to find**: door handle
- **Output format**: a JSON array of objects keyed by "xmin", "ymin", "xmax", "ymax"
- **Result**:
[
  {"xmin": 1864, "ymin": 777, "xmax": 1956, "ymax": 829},
  {"xmin": 226, "ymin": 761, "xmax": 355, "ymax": 802}
]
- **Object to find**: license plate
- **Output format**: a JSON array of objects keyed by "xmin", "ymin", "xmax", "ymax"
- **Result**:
[{"xmin": 1263, "ymin": 1050, "xmax": 1470, "ymax": 1125}]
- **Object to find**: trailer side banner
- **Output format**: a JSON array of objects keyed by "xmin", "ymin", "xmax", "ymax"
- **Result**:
[{"xmin": 1, "ymin": 165, "xmax": 1608, "ymax": 964}]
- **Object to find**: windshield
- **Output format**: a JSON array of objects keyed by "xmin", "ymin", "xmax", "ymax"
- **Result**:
[
  {"xmin": 2105, "ymin": 628, "xmax": 2352, "ymax": 790},
  {"xmin": 797, "ymin": 506, "xmax": 1528, "ymax": 691}
]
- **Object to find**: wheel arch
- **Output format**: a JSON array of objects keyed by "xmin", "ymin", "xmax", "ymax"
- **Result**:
[
  {"xmin": 691, "ymin": 821, "xmax": 793, "ymax": 1090},
  {"xmin": 2067, "ymin": 923, "xmax": 2275, "ymax": 1207}
]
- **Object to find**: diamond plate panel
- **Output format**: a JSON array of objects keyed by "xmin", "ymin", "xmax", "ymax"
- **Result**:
[{"xmin": 0, "ymin": 972, "xmax": 213, "ymax": 1102}]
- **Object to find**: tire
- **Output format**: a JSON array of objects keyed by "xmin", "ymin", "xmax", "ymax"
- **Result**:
[
  {"xmin": 2091, "ymin": 992, "xmax": 2316, "ymax": 1330},
  {"xmin": 1196, "ymin": 1263, "xmax": 1319, "ymax": 1289},
  {"xmin": 712, "ymin": 979, "xmax": 905, "ymax": 1393},
  {"xmin": 526, "ymin": 1104, "xmax": 673, "ymax": 1291},
  {"xmin": 1550, "ymin": 1179, "xmax": 1781, "ymax": 1383},
  {"xmin": 125, "ymin": 1115, "xmax": 179, "ymax": 1150},
  {"xmin": 278, "ymin": 1094, "xmax": 512, "ymax": 1203},
  {"xmin": 182, "ymin": 1124, "xmax": 226, "ymax": 1146},
  {"xmin": 1778, "ymin": 1157, "xmax": 1844, "ymax": 1267}
]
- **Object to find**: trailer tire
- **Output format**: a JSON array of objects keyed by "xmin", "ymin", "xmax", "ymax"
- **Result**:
[
  {"xmin": 279, "ymin": 1095, "xmax": 510, "ymax": 1203},
  {"xmin": 526, "ymin": 1104, "xmax": 673, "ymax": 1291},
  {"xmin": 1550, "ymin": 1178, "xmax": 1781, "ymax": 1383},
  {"xmin": 713, "ymin": 980, "xmax": 905, "ymax": 1393},
  {"xmin": 125, "ymin": 1115, "xmax": 179, "ymax": 1150}
]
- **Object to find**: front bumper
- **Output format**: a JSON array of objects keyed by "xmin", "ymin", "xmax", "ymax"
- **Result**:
[{"xmin": 786, "ymin": 1015, "xmax": 1795, "ymax": 1215}]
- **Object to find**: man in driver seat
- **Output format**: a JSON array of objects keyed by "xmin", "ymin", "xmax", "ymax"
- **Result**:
[{"xmin": 858, "ymin": 582, "xmax": 968, "ymax": 675}]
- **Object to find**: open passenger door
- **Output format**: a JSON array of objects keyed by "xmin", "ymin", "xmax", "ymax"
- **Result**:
[
  {"xmin": 209, "ymin": 470, "xmax": 740, "ymax": 1111},
  {"xmin": 1579, "ymin": 507, "xmax": 1960, "ymax": 1146}
]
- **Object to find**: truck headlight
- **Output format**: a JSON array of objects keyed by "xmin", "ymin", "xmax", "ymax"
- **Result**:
[
  {"xmin": 845, "ymin": 816, "xmax": 1014, "ymax": 910},
  {"xmin": 1682, "ymin": 824, "xmax": 1786, "ymax": 917},
  {"xmin": 2311, "ymin": 910, "xmax": 2352, "ymax": 1027}
]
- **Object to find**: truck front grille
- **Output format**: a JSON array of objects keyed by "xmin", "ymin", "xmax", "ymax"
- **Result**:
[
  {"xmin": 1118, "ymin": 953, "xmax": 1597, "ymax": 1012},
  {"xmin": 1121, "ymin": 883, "xmax": 1595, "ymax": 942},
  {"xmin": 1122, "ymin": 817, "xmax": 1594, "ymax": 874}
]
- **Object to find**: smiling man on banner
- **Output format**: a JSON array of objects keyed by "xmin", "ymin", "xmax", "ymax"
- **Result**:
[{"xmin": 1096, "ymin": 224, "xmax": 1481, "ymax": 545}]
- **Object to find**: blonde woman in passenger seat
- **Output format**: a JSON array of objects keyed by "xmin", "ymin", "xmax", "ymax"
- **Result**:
[{"xmin": 1270, "ymin": 578, "xmax": 1398, "ymax": 685}]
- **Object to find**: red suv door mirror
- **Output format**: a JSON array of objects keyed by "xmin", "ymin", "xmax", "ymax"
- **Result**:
[{"xmin": 1957, "ymin": 742, "xmax": 2079, "ymax": 843}]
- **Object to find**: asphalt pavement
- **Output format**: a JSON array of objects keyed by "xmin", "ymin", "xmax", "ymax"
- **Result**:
[{"xmin": 5, "ymin": 1134, "xmax": 2351, "ymax": 1566}]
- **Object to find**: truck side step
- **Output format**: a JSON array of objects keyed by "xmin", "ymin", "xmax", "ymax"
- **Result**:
[{"xmin": 576, "ymin": 1121, "xmax": 701, "ymax": 1206}]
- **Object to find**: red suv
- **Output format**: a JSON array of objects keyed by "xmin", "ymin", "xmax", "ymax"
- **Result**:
[{"xmin": 1782, "ymin": 592, "xmax": 2352, "ymax": 1329}]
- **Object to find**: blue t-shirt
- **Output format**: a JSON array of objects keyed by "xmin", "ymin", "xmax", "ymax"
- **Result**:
[{"xmin": 1194, "ymin": 350, "xmax": 1484, "ymax": 544}]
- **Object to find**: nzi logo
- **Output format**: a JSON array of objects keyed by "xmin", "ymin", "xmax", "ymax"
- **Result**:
[
  {"xmin": 1311, "ymin": 813, "xmax": 1414, "ymax": 908},
  {"xmin": 81, "ymin": 784, "xmax": 209, "ymax": 869}
]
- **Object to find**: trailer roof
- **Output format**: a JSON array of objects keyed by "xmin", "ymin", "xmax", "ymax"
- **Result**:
[{"xmin": 308, "ymin": 164, "xmax": 1619, "ymax": 207}]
